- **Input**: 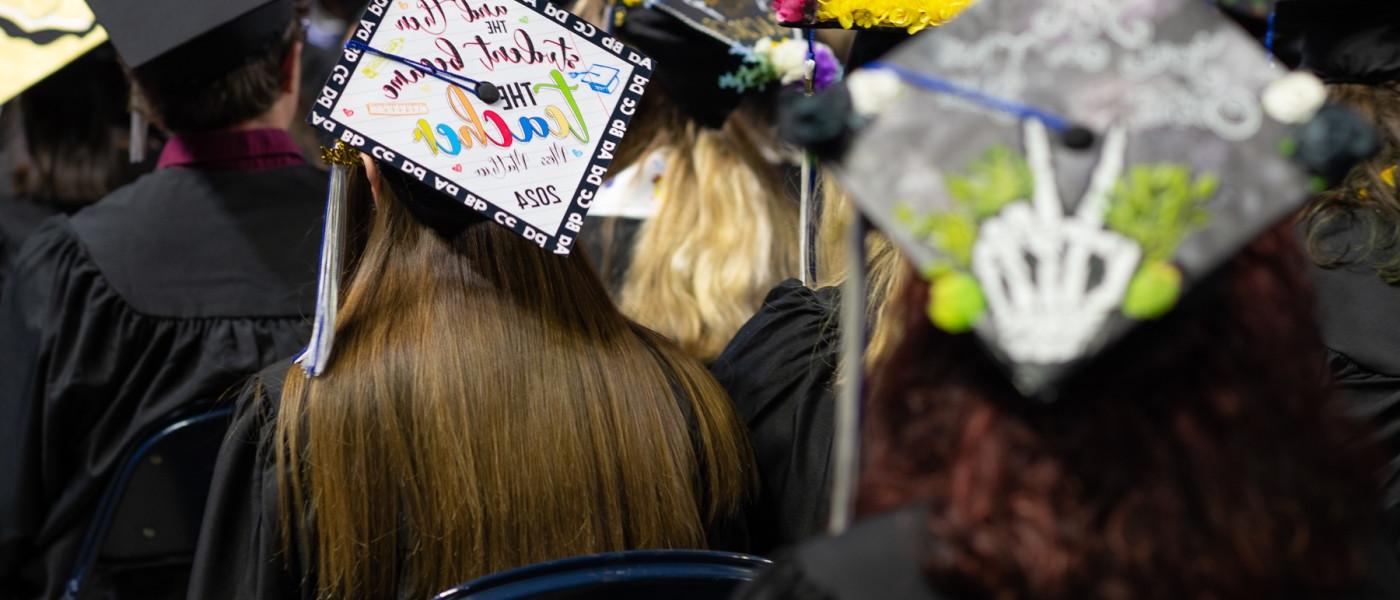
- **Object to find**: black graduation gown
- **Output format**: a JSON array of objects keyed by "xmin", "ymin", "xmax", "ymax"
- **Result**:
[
  {"xmin": 582, "ymin": 216, "xmax": 645, "ymax": 296},
  {"xmin": 185, "ymin": 368, "xmax": 305, "ymax": 600},
  {"xmin": 0, "ymin": 164, "xmax": 324, "ymax": 599},
  {"xmin": 733, "ymin": 507, "xmax": 1400, "ymax": 600},
  {"xmin": 710, "ymin": 279, "xmax": 841, "ymax": 553},
  {"xmin": 1310, "ymin": 227, "xmax": 1400, "ymax": 521},
  {"xmin": 0, "ymin": 196, "xmax": 69, "ymax": 293}
]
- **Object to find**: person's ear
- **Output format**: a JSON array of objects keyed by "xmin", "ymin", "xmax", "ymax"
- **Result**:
[
  {"xmin": 282, "ymin": 40, "xmax": 304, "ymax": 95},
  {"xmin": 362, "ymin": 155, "xmax": 384, "ymax": 207}
]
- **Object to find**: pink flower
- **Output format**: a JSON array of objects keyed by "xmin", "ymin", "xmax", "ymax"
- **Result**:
[{"xmin": 773, "ymin": 0, "xmax": 808, "ymax": 23}]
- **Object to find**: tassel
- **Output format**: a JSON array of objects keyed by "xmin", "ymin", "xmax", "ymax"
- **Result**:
[
  {"xmin": 129, "ymin": 111, "xmax": 147, "ymax": 164},
  {"xmin": 828, "ymin": 214, "xmax": 869, "ymax": 534},
  {"xmin": 297, "ymin": 142, "xmax": 360, "ymax": 377}
]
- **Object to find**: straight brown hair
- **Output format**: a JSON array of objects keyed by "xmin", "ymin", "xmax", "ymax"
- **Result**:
[{"xmin": 273, "ymin": 168, "xmax": 755, "ymax": 599}]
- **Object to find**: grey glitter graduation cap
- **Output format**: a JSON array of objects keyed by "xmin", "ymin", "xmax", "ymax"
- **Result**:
[{"xmin": 832, "ymin": 0, "xmax": 1323, "ymax": 396}]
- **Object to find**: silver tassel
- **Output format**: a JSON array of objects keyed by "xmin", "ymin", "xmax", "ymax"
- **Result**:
[
  {"xmin": 129, "ymin": 111, "xmax": 147, "ymax": 164},
  {"xmin": 828, "ymin": 214, "xmax": 868, "ymax": 535},
  {"xmin": 297, "ymin": 143, "xmax": 358, "ymax": 377}
]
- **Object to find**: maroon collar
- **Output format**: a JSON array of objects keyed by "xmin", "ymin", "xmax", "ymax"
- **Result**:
[{"xmin": 156, "ymin": 128, "xmax": 307, "ymax": 171}]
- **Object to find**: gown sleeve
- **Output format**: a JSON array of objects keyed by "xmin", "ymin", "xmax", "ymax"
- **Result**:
[
  {"xmin": 710, "ymin": 279, "xmax": 842, "ymax": 553},
  {"xmin": 0, "ymin": 219, "xmax": 80, "ymax": 591},
  {"xmin": 731, "ymin": 507, "xmax": 942, "ymax": 600},
  {"xmin": 186, "ymin": 371, "xmax": 305, "ymax": 600}
]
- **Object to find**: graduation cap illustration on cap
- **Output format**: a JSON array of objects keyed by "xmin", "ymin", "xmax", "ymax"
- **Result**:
[
  {"xmin": 0, "ymin": 0, "xmax": 108, "ymax": 104},
  {"xmin": 297, "ymin": 0, "xmax": 655, "ymax": 376},
  {"xmin": 799, "ymin": 0, "xmax": 1381, "ymax": 531}
]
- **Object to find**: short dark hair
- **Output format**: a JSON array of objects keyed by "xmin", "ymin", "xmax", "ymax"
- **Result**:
[{"xmin": 129, "ymin": 22, "xmax": 300, "ymax": 133}]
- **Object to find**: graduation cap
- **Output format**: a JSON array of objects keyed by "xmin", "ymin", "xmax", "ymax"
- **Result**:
[
  {"xmin": 0, "ymin": 0, "xmax": 109, "ymax": 105},
  {"xmin": 1276, "ymin": 0, "xmax": 1400, "ymax": 84},
  {"xmin": 797, "ymin": 0, "xmax": 1383, "ymax": 532},
  {"xmin": 88, "ymin": 0, "xmax": 296, "ymax": 78},
  {"xmin": 772, "ymin": 0, "xmax": 974, "ymax": 33},
  {"xmin": 297, "ymin": 0, "xmax": 655, "ymax": 376},
  {"xmin": 612, "ymin": 0, "xmax": 841, "ymax": 128}
]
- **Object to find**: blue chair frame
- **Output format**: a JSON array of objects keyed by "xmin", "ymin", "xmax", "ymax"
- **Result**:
[
  {"xmin": 434, "ymin": 550, "xmax": 772, "ymax": 600},
  {"xmin": 62, "ymin": 406, "xmax": 235, "ymax": 600}
]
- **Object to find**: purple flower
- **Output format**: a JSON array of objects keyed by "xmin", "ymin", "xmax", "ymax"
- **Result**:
[{"xmin": 812, "ymin": 43, "xmax": 842, "ymax": 91}]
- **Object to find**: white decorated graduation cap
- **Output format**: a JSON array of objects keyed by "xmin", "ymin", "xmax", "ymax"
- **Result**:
[
  {"xmin": 0, "ymin": 0, "xmax": 108, "ymax": 104},
  {"xmin": 297, "ymin": 0, "xmax": 654, "ymax": 376},
  {"xmin": 822, "ymin": 0, "xmax": 1350, "ymax": 396}
]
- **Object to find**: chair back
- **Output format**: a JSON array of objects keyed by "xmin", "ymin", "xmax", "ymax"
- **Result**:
[
  {"xmin": 433, "ymin": 550, "xmax": 771, "ymax": 600},
  {"xmin": 63, "ymin": 406, "xmax": 235, "ymax": 600}
]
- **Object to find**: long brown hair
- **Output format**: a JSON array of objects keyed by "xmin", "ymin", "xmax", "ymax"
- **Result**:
[
  {"xmin": 859, "ymin": 225, "xmax": 1383, "ymax": 599},
  {"xmin": 273, "ymin": 167, "xmax": 755, "ymax": 599},
  {"xmin": 1302, "ymin": 82, "xmax": 1400, "ymax": 283}
]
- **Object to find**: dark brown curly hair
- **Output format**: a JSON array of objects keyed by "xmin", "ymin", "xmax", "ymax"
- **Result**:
[
  {"xmin": 1302, "ymin": 83, "xmax": 1400, "ymax": 283},
  {"xmin": 858, "ymin": 224, "xmax": 1384, "ymax": 599}
]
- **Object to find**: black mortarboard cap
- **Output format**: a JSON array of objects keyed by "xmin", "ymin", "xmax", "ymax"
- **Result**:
[
  {"xmin": 88, "ymin": 0, "xmax": 295, "ymax": 78},
  {"xmin": 1277, "ymin": 0, "xmax": 1400, "ymax": 84}
]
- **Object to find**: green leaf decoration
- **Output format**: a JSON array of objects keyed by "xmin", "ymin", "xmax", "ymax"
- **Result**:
[
  {"xmin": 927, "ymin": 271, "xmax": 986, "ymax": 333},
  {"xmin": 944, "ymin": 146, "xmax": 1034, "ymax": 219},
  {"xmin": 895, "ymin": 203, "xmax": 978, "ymax": 268},
  {"xmin": 1122, "ymin": 261, "xmax": 1183, "ymax": 320},
  {"xmin": 1105, "ymin": 164, "xmax": 1217, "ymax": 263}
]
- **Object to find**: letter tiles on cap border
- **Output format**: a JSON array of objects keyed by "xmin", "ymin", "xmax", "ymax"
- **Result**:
[
  {"xmin": 298, "ymin": 0, "xmax": 655, "ymax": 376},
  {"xmin": 811, "ymin": 0, "xmax": 1378, "ymax": 397}
]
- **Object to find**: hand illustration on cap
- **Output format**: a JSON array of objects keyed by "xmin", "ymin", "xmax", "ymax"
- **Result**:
[{"xmin": 973, "ymin": 119, "xmax": 1139, "ymax": 365}]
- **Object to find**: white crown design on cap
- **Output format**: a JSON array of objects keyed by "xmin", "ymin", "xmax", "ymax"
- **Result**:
[{"xmin": 972, "ymin": 119, "xmax": 1141, "ymax": 364}]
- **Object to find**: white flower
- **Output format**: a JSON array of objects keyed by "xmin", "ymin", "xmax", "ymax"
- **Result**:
[
  {"xmin": 1262, "ymin": 71, "xmax": 1328, "ymax": 124},
  {"xmin": 847, "ymin": 68, "xmax": 908, "ymax": 117},
  {"xmin": 769, "ymin": 39, "xmax": 810, "ymax": 85}
]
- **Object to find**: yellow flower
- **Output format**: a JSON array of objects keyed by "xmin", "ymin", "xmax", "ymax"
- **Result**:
[
  {"xmin": 1383, "ymin": 165, "xmax": 1397, "ymax": 188},
  {"xmin": 815, "ymin": 0, "xmax": 975, "ymax": 34}
]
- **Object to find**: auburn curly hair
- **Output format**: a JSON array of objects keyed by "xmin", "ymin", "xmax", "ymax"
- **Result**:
[{"xmin": 858, "ymin": 224, "xmax": 1384, "ymax": 599}]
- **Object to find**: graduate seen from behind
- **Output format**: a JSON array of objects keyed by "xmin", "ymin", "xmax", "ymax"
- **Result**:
[
  {"xmin": 1286, "ymin": 0, "xmax": 1400, "ymax": 527},
  {"xmin": 576, "ymin": 0, "xmax": 837, "ymax": 363},
  {"xmin": 0, "ymin": 1, "xmax": 325, "ymax": 597},
  {"xmin": 738, "ymin": 0, "xmax": 1400, "ymax": 597},
  {"xmin": 186, "ymin": 2, "xmax": 754, "ymax": 597}
]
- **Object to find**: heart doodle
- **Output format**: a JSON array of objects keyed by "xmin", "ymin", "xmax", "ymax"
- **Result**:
[
  {"xmin": 342, "ymin": 108, "xmax": 355, "ymax": 117},
  {"xmin": 452, "ymin": 164, "xmax": 464, "ymax": 173},
  {"xmin": 571, "ymin": 149, "xmax": 584, "ymax": 158},
  {"xmin": 519, "ymin": 16, "xmax": 529, "ymax": 23}
]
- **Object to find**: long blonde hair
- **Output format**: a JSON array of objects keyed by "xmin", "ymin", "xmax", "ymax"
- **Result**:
[
  {"xmin": 616, "ymin": 100, "xmax": 800, "ymax": 362},
  {"xmin": 815, "ymin": 173, "xmax": 910, "ymax": 374},
  {"xmin": 273, "ymin": 168, "xmax": 754, "ymax": 599}
]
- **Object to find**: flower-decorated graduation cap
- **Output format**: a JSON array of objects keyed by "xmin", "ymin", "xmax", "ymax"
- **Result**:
[
  {"xmin": 297, "ymin": 0, "xmax": 654, "ymax": 375},
  {"xmin": 822, "ymin": 0, "xmax": 1365, "ymax": 396},
  {"xmin": 611, "ymin": 0, "xmax": 841, "ymax": 128},
  {"xmin": 0, "ymin": 0, "xmax": 108, "ymax": 104},
  {"xmin": 773, "ymin": 0, "xmax": 975, "ymax": 33}
]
